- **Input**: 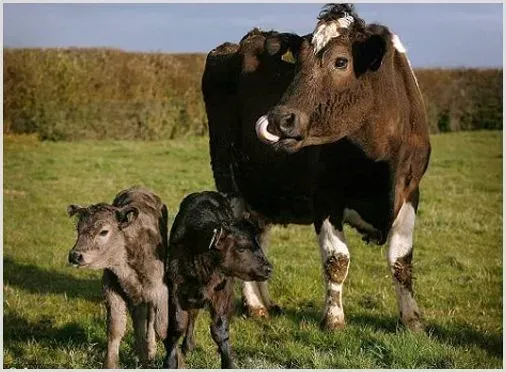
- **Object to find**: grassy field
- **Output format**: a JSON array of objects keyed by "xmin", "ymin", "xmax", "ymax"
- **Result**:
[{"xmin": 3, "ymin": 131, "xmax": 503, "ymax": 368}]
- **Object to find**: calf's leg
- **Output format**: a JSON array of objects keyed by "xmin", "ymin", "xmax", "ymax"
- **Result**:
[
  {"xmin": 146, "ymin": 305, "xmax": 157, "ymax": 361},
  {"xmin": 103, "ymin": 286, "xmax": 128, "ymax": 369},
  {"xmin": 209, "ymin": 293, "xmax": 235, "ymax": 369},
  {"xmin": 182, "ymin": 309, "xmax": 199, "ymax": 355},
  {"xmin": 387, "ymin": 200, "xmax": 423, "ymax": 331},
  {"xmin": 132, "ymin": 303, "xmax": 151, "ymax": 366},
  {"xmin": 315, "ymin": 217, "xmax": 350, "ymax": 331},
  {"xmin": 163, "ymin": 291, "xmax": 188, "ymax": 368}
]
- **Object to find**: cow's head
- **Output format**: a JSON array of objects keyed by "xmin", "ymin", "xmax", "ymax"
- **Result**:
[{"xmin": 256, "ymin": 4, "xmax": 391, "ymax": 153}]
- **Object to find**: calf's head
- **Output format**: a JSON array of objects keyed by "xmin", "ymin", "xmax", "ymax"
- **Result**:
[
  {"xmin": 209, "ymin": 219, "xmax": 272, "ymax": 281},
  {"xmin": 256, "ymin": 4, "xmax": 389, "ymax": 153},
  {"xmin": 67, "ymin": 203, "xmax": 139, "ymax": 269}
]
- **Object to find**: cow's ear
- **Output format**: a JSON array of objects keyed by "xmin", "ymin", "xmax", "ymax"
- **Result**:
[
  {"xmin": 115, "ymin": 206, "xmax": 139, "ymax": 229},
  {"xmin": 67, "ymin": 204, "xmax": 85, "ymax": 217},
  {"xmin": 264, "ymin": 33, "xmax": 303, "ymax": 63},
  {"xmin": 352, "ymin": 34, "xmax": 387, "ymax": 77}
]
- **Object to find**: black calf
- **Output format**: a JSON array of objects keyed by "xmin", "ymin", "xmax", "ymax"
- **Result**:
[{"xmin": 163, "ymin": 191, "xmax": 272, "ymax": 368}]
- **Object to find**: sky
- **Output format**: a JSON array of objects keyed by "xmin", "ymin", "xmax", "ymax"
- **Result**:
[{"xmin": 3, "ymin": 3, "xmax": 503, "ymax": 68}]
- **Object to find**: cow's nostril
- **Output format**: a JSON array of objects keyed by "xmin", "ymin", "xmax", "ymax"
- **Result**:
[{"xmin": 279, "ymin": 113, "xmax": 296, "ymax": 131}]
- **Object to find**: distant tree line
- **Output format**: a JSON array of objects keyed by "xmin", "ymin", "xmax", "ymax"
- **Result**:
[{"xmin": 3, "ymin": 48, "xmax": 502, "ymax": 141}]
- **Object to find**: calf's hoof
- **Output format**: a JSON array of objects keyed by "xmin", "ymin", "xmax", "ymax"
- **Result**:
[
  {"xmin": 103, "ymin": 361, "xmax": 119, "ymax": 369},
  {"xmin": 181, "ymin": 339, "xmax": 195, "ymax": 355},
  {"xmin": 402, "ymin": 316, "xmax": 425, "ymax": 333},
  {"xmin": 320, "ymin": 314, "xmax": 346, "ymax": 331},
  {"xmin": 163, "ymin": 349, "xmax": 185, "ymax": 369}
]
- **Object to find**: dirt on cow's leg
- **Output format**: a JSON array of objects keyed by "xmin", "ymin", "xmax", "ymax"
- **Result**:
[
  {"xmin": 387, "ymin": 201, "xmax": 424, "ymax": 332},
  {"xmin": 317, "ymin": 218, "xmax": 350, "ymax": 331}
]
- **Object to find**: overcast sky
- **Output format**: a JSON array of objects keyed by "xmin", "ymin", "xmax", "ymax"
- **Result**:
[{"xmin": 3, "ymin": 3, "xmax": 503, "ymax": 68}]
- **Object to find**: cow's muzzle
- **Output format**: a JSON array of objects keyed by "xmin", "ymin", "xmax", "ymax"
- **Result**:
[{"xmin": 256, "ymin": 106, "xmax": 308, "ymax": 152}]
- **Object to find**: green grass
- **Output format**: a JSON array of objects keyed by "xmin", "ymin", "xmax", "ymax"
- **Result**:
[{"xmin": 3, "ymin": 131, "xmax": 502, "ymax": 368}]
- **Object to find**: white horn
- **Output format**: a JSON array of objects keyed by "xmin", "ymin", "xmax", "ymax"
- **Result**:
[{"xmin": 255, "ymin": 115, "xmax": 280, "ymax": 144}]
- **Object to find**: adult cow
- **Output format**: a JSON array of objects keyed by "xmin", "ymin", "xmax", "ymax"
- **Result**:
[{"xmin": 202, "ymin": 4, "xmax": 431, "ymax": 332}]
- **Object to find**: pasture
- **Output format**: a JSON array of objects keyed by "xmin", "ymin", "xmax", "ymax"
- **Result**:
[{"xmin": 3, "ymin": 131, "xmax": 502, "ymax": 368}]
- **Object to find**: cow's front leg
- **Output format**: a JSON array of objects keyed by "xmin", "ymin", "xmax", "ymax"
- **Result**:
[
  {"xmin": 316, "ymin": 217, "xmax": 350, "ymax": 331},
  {"xmin": 387, "ymin": 200, "xmax": 424, "ymax": 332},
  {"xmin": 242, "ymin": 225, "xmax": 282, "ymax": 317}
]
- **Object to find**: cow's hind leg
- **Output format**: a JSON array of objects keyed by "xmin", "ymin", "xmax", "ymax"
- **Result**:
[
  {"xmin": 242, "ymin": 225, "xmax": 282, "ymax": 317},
  {"xmin": 316, "ymin": 217, "xmax": 350, "ymax": 331},
  {"xmin": 387, "ymin": 200, "xmax": 424, "ymax": 332}
]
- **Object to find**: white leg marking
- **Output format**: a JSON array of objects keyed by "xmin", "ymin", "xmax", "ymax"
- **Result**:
[
  {"xmin": 257, "ymin": 227, "xmax": 273, "ymax": 308},
  {"xmin": 242, "ymin": 281, "xmax": 266, "ymax": 310},
  {"xmin": 318, "ymin": 218, "xmax": 350, "ymax": 328},
  {"xmin": 243, "ymin": 226, "xmax": 271, "ymax": 313},
  {"xmin": 388, "ymin": 202, "xmax": 415, "ymax": 265},
  {"xmin": 387, "ymin": 202, "xmax": 422, "ymax": 330}
]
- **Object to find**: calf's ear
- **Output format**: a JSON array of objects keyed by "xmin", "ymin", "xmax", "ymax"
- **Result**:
[
  {"xmin": 115, "ymin": 206, "xmax": 139, "ymax": 229},
  {"xmin": 352, "ymin": 34, "xmax": 387, "ymax": 77},
  {"xmin": 67, "ymin": 204, "xmax": 85, "ymax": 217},
  {"xmin": 209, "ymin": 223, "xmax": 234, "ymax": 251}
]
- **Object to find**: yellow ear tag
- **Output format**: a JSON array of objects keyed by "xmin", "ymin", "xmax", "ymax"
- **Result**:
[{"xmin": 281, "ymin": 49, "xmax": 296, "ymax": 64}]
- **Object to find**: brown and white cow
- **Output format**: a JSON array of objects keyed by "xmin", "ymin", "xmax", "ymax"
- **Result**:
[{"xmin": 202, "ymin": 4, "xmax": 431, "ymax": 331}]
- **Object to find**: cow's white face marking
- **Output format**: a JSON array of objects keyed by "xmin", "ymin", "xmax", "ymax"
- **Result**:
[
  {"xmin": 312, "ymin": 14, "xmax": 354, "ymax": 54},
  {"xmin": 392, "ymin": 34, "xmax": 406, "ymax": 53},
  {"xmin": 255, "ymin": 115, "xmax": 280, "ymax": 144}
]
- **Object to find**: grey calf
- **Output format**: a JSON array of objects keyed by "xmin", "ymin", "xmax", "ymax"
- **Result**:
[{"xmin": 68, "ymin": 187, "xmax": 169, "ymax": 368}]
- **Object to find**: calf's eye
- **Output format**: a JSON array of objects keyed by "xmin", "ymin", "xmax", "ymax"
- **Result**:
[
  {"xmin": 335, "ymin": 57, "xmax": 348, "ymax": 69},
  {"xmin": 236, "ymin": 246, "xmax": 246, "ymax": 253},
  {"xmin": 99, "ymin": 230, "xmax": 109, "ymax": 237}
]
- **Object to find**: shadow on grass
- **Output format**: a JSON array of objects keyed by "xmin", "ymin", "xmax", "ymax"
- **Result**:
[
  {"xmin": 3, "ymin": 311, "xmax": 108, "ymax": 368},
  {"xmin": 283, "ymin": 302, "xmax": 502, "ymax": 359},
  {"xmin": 426, "ymin": 321, "xmax": 503, "ymax": 359},
  {"xmin": 349, "ymin": 312, "xmax": 502, "ymax": 359},
  {"xmin": 4, "ymin": 312, "xmax": 92, "ymax": 346},
  {"xmin": 4, "ymin": 256, "xmax": 102, "ymax": 302}
]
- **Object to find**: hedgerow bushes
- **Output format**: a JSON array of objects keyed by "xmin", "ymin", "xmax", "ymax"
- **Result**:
[{"xmin": 3, "ymin": 48, "xmax": 502, "ymax": 140}]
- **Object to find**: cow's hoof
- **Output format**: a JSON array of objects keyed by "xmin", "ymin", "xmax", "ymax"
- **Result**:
[
  {"xmin": 320, "ymin": 315, "xmax": 345, "ymax": 331},
  {"xmin": 269, "ymin": 304, "xmax": 284, "ymax": 316},
  {"xmin": 248, "ymin": 306, "xmax": 269, "ymax": 318}
]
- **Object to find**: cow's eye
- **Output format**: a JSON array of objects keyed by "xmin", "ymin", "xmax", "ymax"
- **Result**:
[
  {"xmin": 236, "ymin": 246, "xmax": 246, "ymax": 253},
  {"xmin": 335, "ymin": 57, "xmax": 348, "ymax": 69},
  {"xmin": 99, "ymin": 230, "xmax": 109, "ymax": 237}
]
